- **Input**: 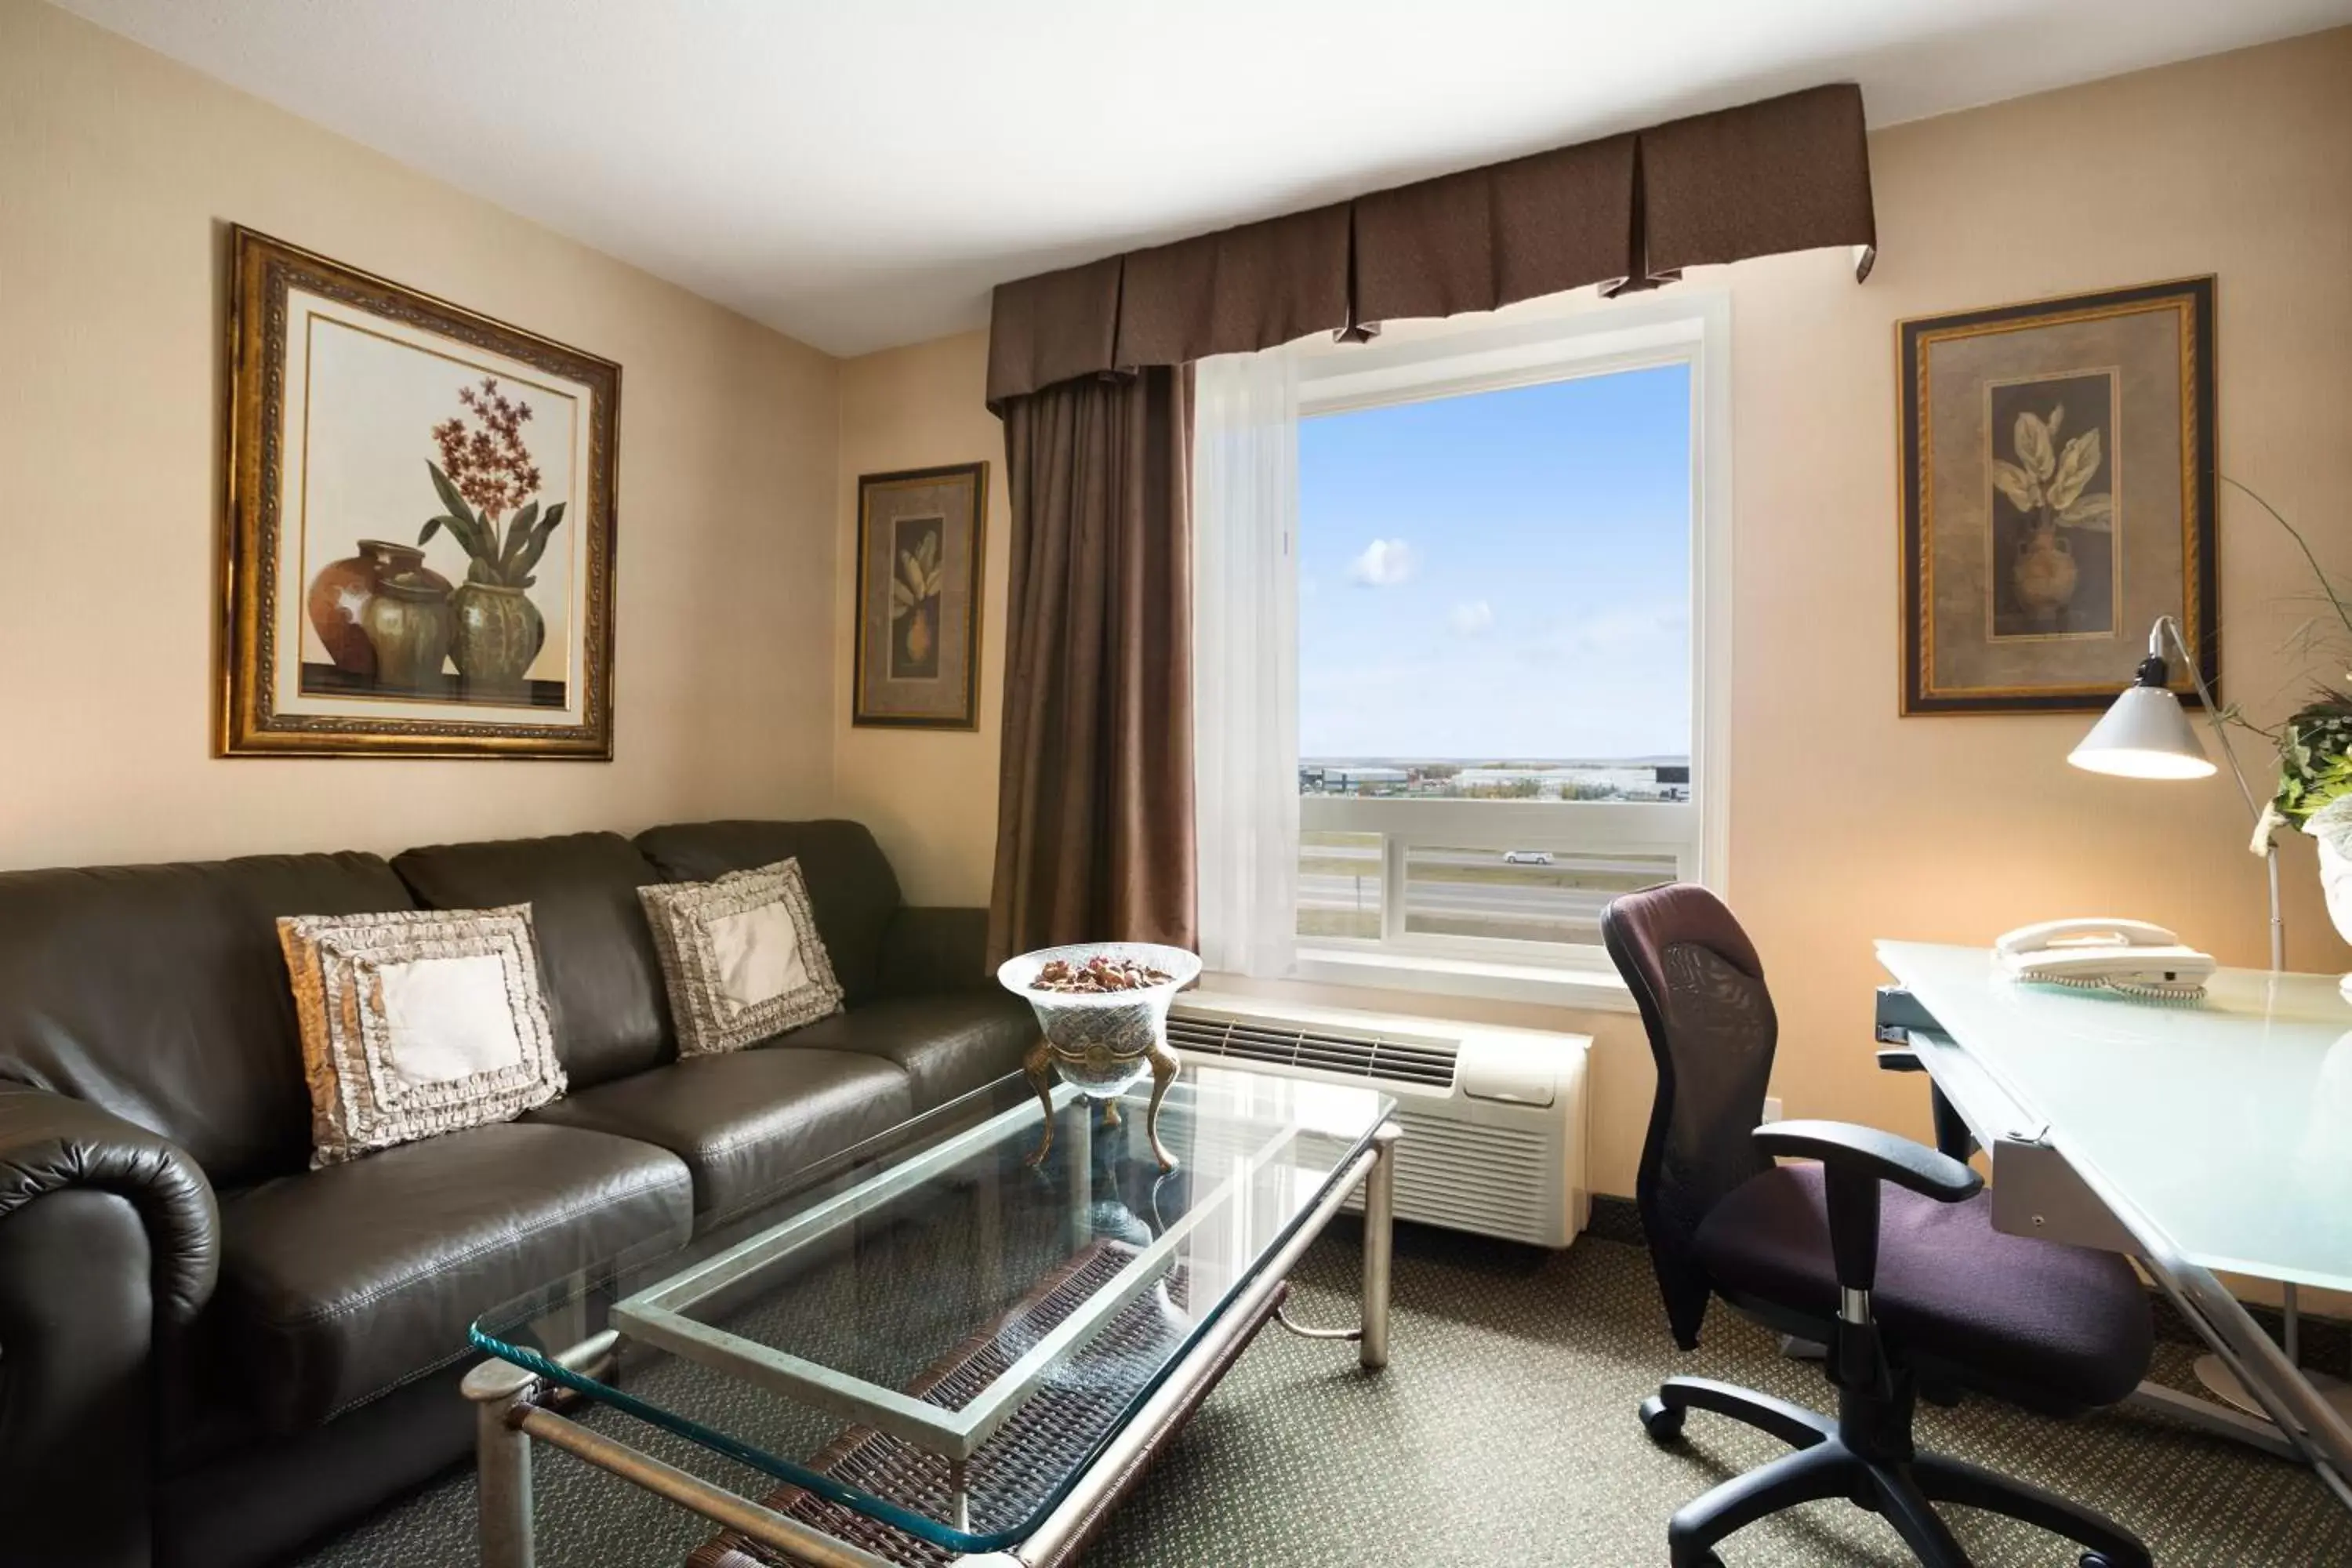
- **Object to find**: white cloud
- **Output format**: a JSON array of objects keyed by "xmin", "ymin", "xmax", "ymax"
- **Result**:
[
  {"xmin": 1345, "ymin": 538, "xmax": 1417, "ymax": 587},
  {"xmin": 1448, "ymin": 600, "xmax": 1495, "ymax": 636}
]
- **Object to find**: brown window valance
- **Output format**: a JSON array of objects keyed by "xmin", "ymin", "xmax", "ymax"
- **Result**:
[
  {"xmin": 1112, "ymin": 204, "xmax": 1353, "ymax": 370},
  {"xmin": 986, "ymin": 82, "xmax": 1874, "ymax": 409},
  {"xmin": 1352, "ymin": 133, "xmax": 1640, "ymax": 325},
  {"xmin": 1637, "ymin": 83, "xmax": 1877, "ymax": 284}
]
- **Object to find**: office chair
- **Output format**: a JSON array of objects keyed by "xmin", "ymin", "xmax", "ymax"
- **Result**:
[{"xmin": 1601, "ymin": 884, "xmax": 2154, "ymax": 1568}]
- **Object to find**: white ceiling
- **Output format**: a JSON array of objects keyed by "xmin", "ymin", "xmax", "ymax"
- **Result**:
[{"xmin": 56, "ymin": 0, "xmax": 2352, "ymax": 358}]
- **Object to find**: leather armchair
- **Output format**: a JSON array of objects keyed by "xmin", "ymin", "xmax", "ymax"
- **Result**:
[{"xmin": 0, "ymin": 1087, "xmax": 220, "ymax": 1568}]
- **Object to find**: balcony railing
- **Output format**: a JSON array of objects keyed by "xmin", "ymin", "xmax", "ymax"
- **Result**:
[{"xmin": 1298, "ymin": 795, "xmax": 1692, "ymax": 962}]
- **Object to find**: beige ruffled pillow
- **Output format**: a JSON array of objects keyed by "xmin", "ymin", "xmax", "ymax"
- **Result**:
[
  {"xmin": 638, "ymin": 858, "xmax": 843, "ymax": 1056},
  {"xmin": 278, "ymin": 904, "xmax": 566, "ymax": 1167}
]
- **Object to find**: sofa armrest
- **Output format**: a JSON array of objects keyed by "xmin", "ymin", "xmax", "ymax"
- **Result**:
[
  {"xmin": 0, "ymin": 1087, "xmax": 220, "ymax": 1325},
  {"xmin": 0, "ymin": 1087, "xmax": 219, "ymax": 1566},
  {"xmin": 877, "ymin": 906, "xmax": 994, "ymax": 998}
]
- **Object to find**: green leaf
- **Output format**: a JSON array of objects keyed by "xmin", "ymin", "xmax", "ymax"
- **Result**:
[
  {"xmin": 426, "ymin": 461, "xmax": 475, "ymax": 529},
  {"xmin": 419, "ymin": 515, "xmax": 448, "ymax": 546},
  {"xmin": 500, "ymin": 501, "xmax": 541, "ymax": 568},
  {"xmin": 516, "ymin": 507, "xmax": 566, "ymax": 576}
]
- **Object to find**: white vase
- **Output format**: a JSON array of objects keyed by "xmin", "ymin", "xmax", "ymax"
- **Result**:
[{"xmin": 2309, "ymin": 798, "xmax": 2352, "ymax": 1001}]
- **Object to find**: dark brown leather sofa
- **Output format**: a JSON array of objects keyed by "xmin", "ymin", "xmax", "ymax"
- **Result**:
[{"xmin": 0, "ymin": 819, "xmax": 1033, "ymax": 1568}]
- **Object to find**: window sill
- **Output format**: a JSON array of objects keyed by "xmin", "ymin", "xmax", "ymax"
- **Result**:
[{"xmin": 1288, "ymin": 946, "xmax": 1638, "ymax": 1014}]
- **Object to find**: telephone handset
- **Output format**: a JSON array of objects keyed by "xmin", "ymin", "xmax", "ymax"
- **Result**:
[{"xmin": 1994, "ymin": 918, "xmax": 2215, "ymax": 999}]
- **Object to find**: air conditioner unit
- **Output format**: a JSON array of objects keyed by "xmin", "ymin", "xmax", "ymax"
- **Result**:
[{"xmin": 1168, "ymin": 990, "xmax": 1591, "ymax": 1248}]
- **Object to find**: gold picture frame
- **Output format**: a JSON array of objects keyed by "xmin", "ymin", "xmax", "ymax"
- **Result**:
[
  {"xmin": 221, "ymin": 227, "xmax": 620, "ymax": 757},
  {"xmin": 1898, "ymin": 278, "xmax": 2216, "ymax": 715},
  {"xmin": 852, "ymin": 463, "xmax": 989, "ymax": 730}
]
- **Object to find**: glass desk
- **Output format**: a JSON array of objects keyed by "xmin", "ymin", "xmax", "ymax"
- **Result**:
[
  {"xmin": 1877, "ymin": 942, "xmax": 2352, "ymax": 1508},
  {"xmin": 465, "ymin": 1065, "xmax": 1398, "ymax": 1567}
]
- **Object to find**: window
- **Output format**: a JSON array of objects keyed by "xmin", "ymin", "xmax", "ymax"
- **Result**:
[{"xmin": 1291, "ymin": 300, "xmax": 1728, "ymax": 975}]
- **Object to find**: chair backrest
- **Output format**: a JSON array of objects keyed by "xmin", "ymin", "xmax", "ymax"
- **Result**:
[{"xmin": 1601, "ymin": 883, "xmax": 1778, "ymax": 1350}]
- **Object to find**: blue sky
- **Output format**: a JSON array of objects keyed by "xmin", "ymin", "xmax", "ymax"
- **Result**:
[{"xmin": 1298, "ymin": 362, "xmax": 1693, "ymax": 760}]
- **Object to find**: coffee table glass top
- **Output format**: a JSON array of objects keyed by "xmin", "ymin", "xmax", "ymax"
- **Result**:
[{"xmin": 470, "ymin": 1065, "xmax": 1394, "ymax": 1554}]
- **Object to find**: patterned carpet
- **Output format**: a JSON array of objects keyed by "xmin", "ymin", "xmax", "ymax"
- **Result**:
[{"xmin": 296, "ymin": 1224, "xmax": 2352, "ymax": 1567}]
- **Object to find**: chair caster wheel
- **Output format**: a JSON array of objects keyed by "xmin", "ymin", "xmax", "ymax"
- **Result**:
[
  {"xmin": 2080, "ymin": 1556, "xmax": 2118, "ymax": 1568},
  {"xmin": 1639, "ymin": 1395, "xmax": 1685, "ymax": 1444}
]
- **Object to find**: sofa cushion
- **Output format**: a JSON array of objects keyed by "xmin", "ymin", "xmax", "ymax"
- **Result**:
[
  {"xmin": 392, "ymin": 832, "xmax": 673, "ymax": 1088},
  {"xmin": 278, "ymin": 906, "xmax": 567, "ymax": 1165},
  {"xmin": 524, "ymin": 1046, "xmax": 914, "ymax": 1221},
  {"xmin": 0, "ymin": 853, "xmax": 414, "ymax": 1185},
  {"xmin": 216, "ymin": 1122, "xmax": 691, "ymax": 1432},
  {"xmin": 639, "ymin": 859, "xmax": 844, "ymax": 1056},
  {"xmin": 635, "ymin": 821, "xmax": 902, "ymax": 1006},
  {"xmin": 787, "ymin": 993, "xmax": 1035, "ymax": 1112}
]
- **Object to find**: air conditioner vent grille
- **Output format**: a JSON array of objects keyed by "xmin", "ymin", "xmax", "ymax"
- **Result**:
[{"xmin": 1167, "ymin": 1011, "xmax": 1457, "ymax": 1088}]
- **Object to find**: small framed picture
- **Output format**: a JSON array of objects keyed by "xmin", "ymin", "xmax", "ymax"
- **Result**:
[
  {"xmin": 1897, "ymin": 278, "xmax": 2216, "ymax": 715},
  {"xmin": 221, "ymin": 227, "xmax": 619, "ymax": 757},
  {"xmin": 853, "ymin": 463, "xmax": 989, "ymax": 729}
]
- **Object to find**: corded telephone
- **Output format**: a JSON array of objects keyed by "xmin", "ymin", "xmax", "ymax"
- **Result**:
[{"xmin": 1993, "ymin": 918, "xmax": 2216, "ymax": 1000}]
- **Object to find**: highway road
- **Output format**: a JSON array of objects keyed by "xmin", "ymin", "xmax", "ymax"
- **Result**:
[
  {"xmin": 1298, "ymin": 871, "xmax": 1614, "ymax": 923},
  {"xmin": 1297, "ymin": 842, "xmax": 1668, "ymax": 934}
]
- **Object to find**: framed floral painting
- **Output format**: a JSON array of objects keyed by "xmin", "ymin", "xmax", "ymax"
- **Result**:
[
  {"xmin": 852, "ymin": 463, "xmax": 989, "ymax": 729},
  {"xmin": 1897, "ymin": 278, "xmax": 2216, "ymax": 715},
  {"xmin": 221, "ymin": 227, "xmax": 619, "ymax": 757}
]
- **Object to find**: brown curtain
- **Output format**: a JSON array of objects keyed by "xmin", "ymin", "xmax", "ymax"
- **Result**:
[{"xmin": 986, "ymin": 366, "xmax": 1196, "ymax": 964}]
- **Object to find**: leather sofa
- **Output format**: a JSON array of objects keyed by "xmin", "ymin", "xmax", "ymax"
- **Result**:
[{"xmin": 0, "ymin": 819, "xmax": 1035, "ymax": 1568}]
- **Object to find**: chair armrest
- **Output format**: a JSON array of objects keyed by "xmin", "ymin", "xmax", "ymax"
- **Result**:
[
  {"xmin": 877, "ymin": 906, "xmax": 995, "ymax": 998},
  {"xmin": 0, "ymin": 1086, "xmax": 220, "ymax": 1325},
  {"xmin": 1753, "ymin": 1120, "xmax": 1980, "ymax": 1298},
  {"xmin": 1754, "ymin": 1119, "xmax": 1980, "ymax": 1203}
]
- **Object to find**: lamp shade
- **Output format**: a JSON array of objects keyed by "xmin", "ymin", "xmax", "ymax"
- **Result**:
[{"xmin": 2068, "ymin": 684, "xmax": 2217, "ymax": 779}]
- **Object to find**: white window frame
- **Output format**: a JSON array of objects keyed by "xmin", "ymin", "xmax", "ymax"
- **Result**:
[{"xmin": 1290, "ymin": 292, "xmax": 1733, "ymax": 996}]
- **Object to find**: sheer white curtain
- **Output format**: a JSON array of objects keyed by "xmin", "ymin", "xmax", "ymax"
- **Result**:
[{"xmin": 1192, "ymin": 347, "xmax": 1301, "ymax": 978}]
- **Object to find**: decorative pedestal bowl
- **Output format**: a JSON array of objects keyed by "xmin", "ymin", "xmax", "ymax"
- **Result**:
[{"xmin": 997, "ymin": 942, "xmax": 1201, "ymax": 1171}]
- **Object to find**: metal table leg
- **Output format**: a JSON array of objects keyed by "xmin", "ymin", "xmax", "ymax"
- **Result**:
[
  {"xmin": 1272, "ymin": 1119, "xmax": 1402, "ymax": 1369},
  {"xmin": 463, "ymin": 1357, "xmax": 539, "ymax": 1568},
  {"xmin": 1360, "ymin": 1120, "xmax": 1400, "ymax": 1370}
]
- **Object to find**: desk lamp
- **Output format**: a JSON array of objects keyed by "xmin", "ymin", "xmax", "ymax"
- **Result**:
[
  {"xmin": 2068, "ymin": 613, "xmax": 2284, "ymax": 971},
  {"xmin": 2071, "ymin": 612, "xmax": 2323, "ymax": 1421}
]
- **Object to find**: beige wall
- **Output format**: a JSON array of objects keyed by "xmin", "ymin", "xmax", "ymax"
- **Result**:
[
  {"xmin": 831, "ymin": 28, "xmax": 2352, "ymax": 1196},
  {"xmin": 833, "ymin": 332, "xmax": 1011, "ymax": 906},
  {"xmin": 0, "ymin": 0, "xmax": 840, "ymax": 870}
]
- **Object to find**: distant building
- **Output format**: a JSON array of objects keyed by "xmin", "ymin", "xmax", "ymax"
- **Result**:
[{"xmin": 1301, "ymin": 765, "xmax": 1410, "ymax": 796}]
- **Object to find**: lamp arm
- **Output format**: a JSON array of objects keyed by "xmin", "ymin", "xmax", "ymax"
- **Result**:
[
  {"xmin": 2154, "ymin": 615, "xmax": 2267, "ymax": 830},
  {"xmin": 2155, "ymin": 614, "xmax": 2286, "ymax": 972}
]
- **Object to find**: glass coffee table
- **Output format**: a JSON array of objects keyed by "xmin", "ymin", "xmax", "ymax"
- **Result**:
[{"xmin": 464, "ymin": 1064, "xmax": 1399, "ymax": 1567}]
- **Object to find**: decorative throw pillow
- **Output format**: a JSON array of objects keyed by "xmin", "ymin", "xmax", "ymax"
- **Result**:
[
  {"xmin": 638, "ymin": 858, "xmax": 843, "ymax": 1056},
  {"xmin": 278, "ymin": 904, "xmax": 566, "ymax": 1167}
]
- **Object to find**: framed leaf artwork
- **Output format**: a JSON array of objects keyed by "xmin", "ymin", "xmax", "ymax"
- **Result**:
[
  {"xmin": 853, "ymin": 463, "xmax": 989, "ymax": 729},
  {"xmin": 1897, "ymin": 278, "xmax": 2216, "ymax": 715},
  {"xmin": 221, "ymin": 227, "xmax": 619, "ymax": 757}
]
